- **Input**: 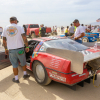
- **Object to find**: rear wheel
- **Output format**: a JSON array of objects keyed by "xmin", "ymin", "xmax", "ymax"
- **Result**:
[
  {"xmin": 31, "ymin": 33, "xmax": 36, "ymax": 38},
  {"xmin": 29, "ymin": 33, "xmax": 31, "ymax": 38},
  {"xmin": 33, "ymin": 61, "xmax": 52, "ymax": 85},
  {"xmin": 82, "ymin": 37, "xmax": 89, "ymax": 42}
]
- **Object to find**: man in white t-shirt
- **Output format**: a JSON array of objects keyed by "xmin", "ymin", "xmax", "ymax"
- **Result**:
[
  {"xmin": 2, "ymin": 17, "xmax": 30, "ymax": 83},
  {"xmin": 71, "ymin": 19, "xmax": 85, "ymax": 43}
]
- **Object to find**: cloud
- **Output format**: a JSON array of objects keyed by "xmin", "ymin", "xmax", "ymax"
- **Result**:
[{"xmin": 0, "ymin": 0, "xmax": 100, "ymax": 27}]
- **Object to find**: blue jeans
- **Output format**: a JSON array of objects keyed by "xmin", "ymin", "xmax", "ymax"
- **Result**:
[{"xmin": 75, "ymin": 39, "xmax": 82, "ymax": 44}]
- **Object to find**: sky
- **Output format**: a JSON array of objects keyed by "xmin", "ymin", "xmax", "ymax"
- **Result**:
[{"xmin": 0, "ymin": 0, "xmax": 100, "ymax": 27}]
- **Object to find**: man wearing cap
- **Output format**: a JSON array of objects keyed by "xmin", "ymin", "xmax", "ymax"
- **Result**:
[
  {"xmin": 71, "ymin": 19, "xmax": 85, "ymax": 43},
  {"xmin": 2, "ymin": 17, "xmax": 30, "ymax": 83}
]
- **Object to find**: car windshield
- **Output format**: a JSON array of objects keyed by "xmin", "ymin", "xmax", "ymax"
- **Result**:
[
  {"xmin": 43, "ymin": 39, "xmax": 88, "ymax": 51},
  {"xmin": 29, "ymin": 24, "xmax": 39, "ymax": 28}
]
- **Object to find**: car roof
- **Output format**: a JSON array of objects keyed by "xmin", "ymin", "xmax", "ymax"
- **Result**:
[
  {"xmin": 32, "ymin": 36, "xmax": 66, "ymax": 42},
  {"xmin": 24, "ymin": 24, "xmax": 39, "ymax": 25}
]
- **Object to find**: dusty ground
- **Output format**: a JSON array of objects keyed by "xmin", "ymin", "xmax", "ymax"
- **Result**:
[
  {"xmin": 0, "ymin": 38, "xmax": 100, "ymax": 100},
  {"xmin": 0, "ymin": 66, "xmax": 100, "ymax": 100}
]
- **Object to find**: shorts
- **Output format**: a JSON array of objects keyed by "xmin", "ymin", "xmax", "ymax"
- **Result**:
[
  {"xmin": 69, "ymin": 33, "xmax": 74, "ymax": 36},
  {"xmin": 9, "ymin": 48, "xmax": 26, "ymax": 68},
  {"xmin": 65, "ymin": 33, "xmax": 69, "ymax": 37},
  {"xmin": 0, "ymin": 32, "xmax": 2, "ymax": 35}
]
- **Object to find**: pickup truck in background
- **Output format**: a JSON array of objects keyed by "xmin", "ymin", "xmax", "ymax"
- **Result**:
[{"xmin": 24, "ymin": 24, "xmax": 51, "ymax": 38}]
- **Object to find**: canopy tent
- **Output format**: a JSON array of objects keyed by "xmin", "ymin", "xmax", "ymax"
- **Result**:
[{"xmin": 89, "ymin": 22, "xmax": 100, "ymax": 26}]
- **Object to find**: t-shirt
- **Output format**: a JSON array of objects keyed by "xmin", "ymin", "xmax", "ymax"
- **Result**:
[
  {"xmin": 55, "ymin": 26, "xmax": 57, "ymax": 31},
  {"xmin": 2, "ymin": 23, "xmax": 25, "ymax": 50},
  {"xmin": 92, "ymin": 27, "xmax": 94, "ymax": 30},
  {"xmin": 65, "ymin": 29, "xmax": 68, "ymax": 33},
  {"xmin": 83, "ymin": 26, "xmax": 86, "ymax": 32},
  {"xmin": 74, "ymin": 25, "xmax": 84, "ymax": 39},
  {"xmin": 0, "ymin": 27, "xmax": 3, "ymax": 32},
  {"xmin": 69, "ymin": 26, "xmax": 75, "ymax": 33}
]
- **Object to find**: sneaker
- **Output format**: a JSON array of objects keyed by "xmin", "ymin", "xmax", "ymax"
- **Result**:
[
  {"xmin": 12, "ymin": 78, "xmax": 20, "ymax": 83},
  {"xmin": 23, "ymin": 74, "xmax": 30, "ymax": 79}
]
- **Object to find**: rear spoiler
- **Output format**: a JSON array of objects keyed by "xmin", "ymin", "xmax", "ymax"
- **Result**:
[{"xmin": 46, "ymin": 48, "xmax": 100, "ymax": 74}]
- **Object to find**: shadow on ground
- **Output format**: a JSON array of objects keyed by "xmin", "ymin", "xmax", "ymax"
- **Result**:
[{"xmin": 0, "ymin": 66, "xmax": 100, "ymax": 100}]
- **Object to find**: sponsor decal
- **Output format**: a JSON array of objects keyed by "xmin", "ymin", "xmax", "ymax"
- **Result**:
[
  {"xmin": 48, "ymin": 36, "xmax": 58, "ymax": 39},
  {"xmin": 72, "ymin": 73, "xmax": 86, "ymax": 77},
  {"xmin": 52, "ymin": 71, "xmax": 57, "ymax": 75},
  {"xmin": 32, "ymin": 52, "xmax": 39, "ymax": 58},
  {"xmin": 34, "ymin": 49, "xmax": 38, "ymax": 51},
  {"xmin": 79, "ymin": 50, "xmax": 93, "ymax": 55},
  {"xmin": 50, "ymin": 57, "xmax": 61, "ymax": 68},
  {"xmin": 49, "ymin": 72, "xmax": 66, "ymax": 82},
  {"xmin": 39, "ymin": 42, "xmax": 43, "ymax": 45},
  {"xmin": 40, "ymin": 46, "xmax": 45, "ymax": 51}
]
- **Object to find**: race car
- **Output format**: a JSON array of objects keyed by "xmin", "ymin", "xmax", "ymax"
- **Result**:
[
  {"xmin": 59, "ymin": 32, "xmax": 99, "ymax": 43},
  {"xmin": 25, "ymin": 36, "xmax": 100, "ymax": 89},
  {"xmin": 82, "ymin": 33, "xmax": 99, "ymax": 42}
]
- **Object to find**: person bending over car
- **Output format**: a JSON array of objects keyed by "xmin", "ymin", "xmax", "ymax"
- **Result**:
[
  {"xmin": 71, "ymin": 19, "xmax": 85, "ymax": 43},
  {"xmin": 2, "ymin": 17, "xmax": 30, "ymax": 83}
]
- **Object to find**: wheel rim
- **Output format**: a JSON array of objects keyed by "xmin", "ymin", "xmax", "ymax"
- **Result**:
[
  {"xmin": 36, "ymin": 64, "xmax": 45, "ymax": 82},
  {"xmin": 82, "ymin": 38, "xmax": 88, "ymax": 42}
]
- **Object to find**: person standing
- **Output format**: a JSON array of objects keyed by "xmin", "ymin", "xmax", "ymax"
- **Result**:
[
  {"xmin": 71, "ymin": 19, "xmax": 85, "ymax": 43},
  {"xmin": 40, "ymin": 24, "xmax": 46, "ymax": 37},
  {"xmin": 23, "ymin": 25, "xmax": 27, "ymax": 35},
  {"xmin": 61, "ymin": 26, "xmax": 64, "ymax": 34},
  {"xmin": 0, "ymin": 27, "xmax": 3, "ymax": 39},
  {"xmin": 2, "ymin": 17, "xmax": 30, "ymax": 83},
  {"xmin": 65, "ymin": 26, "xmax": 69, "ymax": 37},
  {"xmin": 55, "ymin": 26, "xmax": 57, "ymax": 35},
  {"xmin": 39, "ymin": 24, "xmax": 42, "ymax": 37},
  {"xmin": 81, "ymin": 24, "xmax": 86, "ymax": 32},
  {"xmin": 69, "ymin": 24, "xmax": 75, "ymax": 36},
  {"xmin": 91, "ymin": 26, "xmax": 94, "ymax": 32}
]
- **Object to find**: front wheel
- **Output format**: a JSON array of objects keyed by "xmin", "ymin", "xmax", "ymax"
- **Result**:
[
  {"xmin": 33, "ymin": 61, "xmax": 52, "ymax": 85},
  {"xmin": 82, "ymin": 37, "xmax": 89, "ymax": 42}
]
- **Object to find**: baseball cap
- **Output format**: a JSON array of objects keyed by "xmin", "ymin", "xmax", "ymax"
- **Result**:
[
  {"xmin": 73, "ymin": 19, "xmax": 79, "ymax": 23},
  {"xmin": 10, "ymin": 17, "xmax": 19, "ymax": 23}
]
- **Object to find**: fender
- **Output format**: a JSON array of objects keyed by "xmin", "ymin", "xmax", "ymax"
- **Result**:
[{"xmin": 30, "ymin": 52, "xmax": 68, "ymax": 73}]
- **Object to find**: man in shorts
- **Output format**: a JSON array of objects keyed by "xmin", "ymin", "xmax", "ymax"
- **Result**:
[{"xmin": 2, "ymin": 17, "xmax": 30, "ymax": 83}]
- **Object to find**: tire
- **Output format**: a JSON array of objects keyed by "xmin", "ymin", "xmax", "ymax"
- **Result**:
[
  {"xmin": 32, "ymin": 61, "xmax": 52, "ymax": 85},
  {"xmin": 31, "ymin": 33, "xmax": 36, "ymax": 39},
  {"xmin": 82, "ymin": 37, "xmax": 89, "ymax": 43},
  {"xmin": 29, "ymin": 33, "xmax": 31, "ymax": 38}
]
